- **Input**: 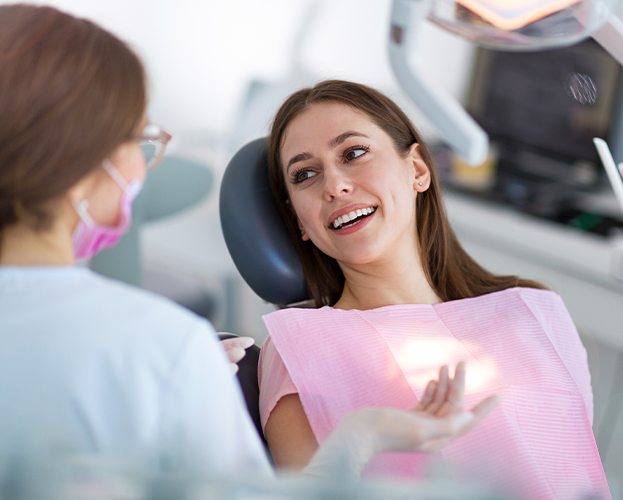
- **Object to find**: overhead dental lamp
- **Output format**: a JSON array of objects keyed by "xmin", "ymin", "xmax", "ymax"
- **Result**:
[{"xmin": 389, "ymin": 0, "xmax": 623, "ymax": 166}]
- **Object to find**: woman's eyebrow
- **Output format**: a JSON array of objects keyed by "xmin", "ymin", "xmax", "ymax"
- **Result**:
[
  {"xmin": 286, "ymin": 131, "xmax": 370, "ymax": 171},
  {"xmin": 328, "ymin": 131, "xmax": 369, "ymax": 148},
  {"xmin": 286, "ymin": 152, "xmax": 313, "ymax": 171}
]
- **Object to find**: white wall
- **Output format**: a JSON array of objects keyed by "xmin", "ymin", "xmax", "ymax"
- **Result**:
[{"xmin": 11, "ymin": 0, "xmax": 474, "ymax": 148}]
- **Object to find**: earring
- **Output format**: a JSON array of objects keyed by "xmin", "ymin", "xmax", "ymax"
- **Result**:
[{"xmin": 417, "ymin": 181, "xmax": 423, "ymax": 187}]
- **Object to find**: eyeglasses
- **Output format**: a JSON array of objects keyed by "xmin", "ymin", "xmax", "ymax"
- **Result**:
[{"xmin": 139, "ymin": 123, "xmax": 172, "ymax": 169}]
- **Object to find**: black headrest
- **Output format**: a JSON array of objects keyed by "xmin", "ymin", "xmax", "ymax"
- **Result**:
[{"xmin": 219, "ymin": 138, "xmax": 308, "ymax": 305}]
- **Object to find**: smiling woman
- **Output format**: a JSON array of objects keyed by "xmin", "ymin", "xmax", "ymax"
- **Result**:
[
  {"xmin": 279, "ymin": 101, "xmax": 431, "ymax": 289},
  {"xmin": 258, "ymin": 80, "xmax": 611, "ymax": 499},
  {"xmin": 267, "ymin": 80, "xmax": 544, "ymax": 308}
]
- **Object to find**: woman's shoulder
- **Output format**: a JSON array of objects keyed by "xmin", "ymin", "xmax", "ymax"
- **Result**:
[
  {"xmin": 433, "ymin": 286, "xmax": 561, "ymax": 310},
  {"xmin": 262, "ymin": 305, "xmax": 361, "ymax": 335},
  {"xmin": 487, "ymin": 286, "xmax": 566, "ymax": 312}
]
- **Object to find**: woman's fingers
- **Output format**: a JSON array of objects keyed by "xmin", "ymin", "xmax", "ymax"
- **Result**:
[
  {"xmin": 453, "ymin": 395, "xmax": 499, "ymax": 435},
  {"xmin": 424, "ymin": 365, "xmax": 450, "ymax": 414},
  {"xmin": 220, "ymin": 336, "xmax": 255, "ymax": 373},
  {"xmin": 417, "ymin": 362, "xmax": 472, "ymax": 416},
  {"xmin": 373, "ymin": 392, "xmax": 500, "ymax": 455},
  {"xmin": 220, "ymin": 336, "xmax": 255, "ymax": 351},
  {"xmin": 415, "ymin": 380, "xmax": 437, "ymax": 411},
  {"xmin": 224, "ymin": 346, "xmax": 246, "ymax": 364},
  {"xmin": 435, "ymin": 361, "xmax": 466, "ymax": 416},
  {"xmin": 447, "ymin": 361, "xmax": 466, "ymax": 408},
  {"xmin": 469, "ymin": 395, "xmax": 500, "ymax": 422},
  {"xmin": 417, "ymin": 395, "xmax": 500, "ymax": 452}
]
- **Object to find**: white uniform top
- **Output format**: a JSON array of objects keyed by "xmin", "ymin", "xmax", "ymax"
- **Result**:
[{"xmin": 0, "ymin": 266, "xmax": 270, "ymax": 477}]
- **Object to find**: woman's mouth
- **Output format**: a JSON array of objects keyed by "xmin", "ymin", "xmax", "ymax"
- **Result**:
[{"xmin": 329, "ymin": 206, "xmax": 377, "ymax": 231}]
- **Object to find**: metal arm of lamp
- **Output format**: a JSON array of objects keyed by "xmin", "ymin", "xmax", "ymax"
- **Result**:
[
  {"xmin": 388, "ymin": 0, "xmax": 489, "ymax": 165},
  {"xmin": 388, "ymin": 0, "xmax": 623, "ymax": 213}
]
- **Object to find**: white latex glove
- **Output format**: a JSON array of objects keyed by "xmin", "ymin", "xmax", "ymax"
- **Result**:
[
  {"xmin": 303, "ymin": 362, "xmax": 499, "ymax": 478},
  {"xmin": 218, "ymin": 335, "xmax": 255, "ymax": 374}
]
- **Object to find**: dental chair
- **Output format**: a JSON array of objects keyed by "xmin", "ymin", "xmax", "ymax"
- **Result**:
[
  {"xmin": 220, "ymin": 137, "xmax": 308, "ymax": 306},
  {"xmin": 219, "ymin": 138, "xmax": 309, "ymax": 449}
]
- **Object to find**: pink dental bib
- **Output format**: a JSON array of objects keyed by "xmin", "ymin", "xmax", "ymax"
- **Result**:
[{"xmin": 261, "ymin": 287, "xmax": 610, "ymax": 499}]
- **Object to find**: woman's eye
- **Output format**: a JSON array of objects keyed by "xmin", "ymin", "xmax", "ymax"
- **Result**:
[
  {"xmin": 292, "ymin": 169, "xmax": 317, "ymax": 184},
  {"xmin": 343, "ymin": 145, "xmax": 369, "ymax": 162}
]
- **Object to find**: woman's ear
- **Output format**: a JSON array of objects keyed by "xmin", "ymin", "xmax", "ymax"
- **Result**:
[
  {"xmin": 288, "ymin": 198, "xmax": 310, "ymax": 241},
  {"xmin": 298, "ymin": 221, "xmax": 310, "ymax": 241},
  {"xmin": 407, "ymin": 143, "xmax": 431, "ymax": 192}
]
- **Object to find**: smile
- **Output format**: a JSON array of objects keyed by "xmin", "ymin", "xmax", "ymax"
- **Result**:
[{"xmin": 330, "ymin": 206, "xmax": 377, "ymax": 230}]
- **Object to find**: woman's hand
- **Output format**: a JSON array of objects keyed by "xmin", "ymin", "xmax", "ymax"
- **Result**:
[
  {"xmin": 375, "ymin": 361, "xmax": 499, "ymax": 453},
  {"xmin": 347, "ymin": 361, "xmax": 500, "ymax": 455},
  {"xmin": 219, "ymin": 335, "xmax": 255, "ymax": 374},
  {"xmin": 416, "ymin": 362, "xmax": 467, "ymax": 415},
  {"xmin": 304, "ymin": 362, "xmax": 499, "ymax": 478}
]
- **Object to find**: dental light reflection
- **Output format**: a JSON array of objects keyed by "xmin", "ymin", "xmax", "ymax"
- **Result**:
[
  {"xmin": 389, "ymin": 338, "xmax": 500, "ymax": 394},
  {"xmin": 457, "ymin": 0, "xmax": 583, "ymax": 31}
]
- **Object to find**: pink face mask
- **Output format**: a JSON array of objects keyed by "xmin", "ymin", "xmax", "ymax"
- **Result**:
[{"xmin": 72, "ymin": 160, "xmax": 143, "ymax": 261}]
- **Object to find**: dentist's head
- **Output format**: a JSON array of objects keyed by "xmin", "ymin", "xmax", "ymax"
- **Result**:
[{"xmin": 0, "ymin": 4, "xmax": 168, "ymax": 263}]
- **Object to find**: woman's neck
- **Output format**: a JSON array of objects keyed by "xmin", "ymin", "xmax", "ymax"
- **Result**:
[
  {"xmin": 0, "ymin": 223, "xmax": 75, "ymax": 266},
  {"xmin": 334, "ymin": 245, "xmax": 440, "ymax": 310}
]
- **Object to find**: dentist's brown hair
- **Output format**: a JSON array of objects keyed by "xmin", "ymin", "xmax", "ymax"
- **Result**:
[
  {"xmin": 268, "ymin": 80, "xmax": 544, "ymax": 306},
  {"xmin": 0, "ymin": 4, "xmax": 146, "ymax": 236}
]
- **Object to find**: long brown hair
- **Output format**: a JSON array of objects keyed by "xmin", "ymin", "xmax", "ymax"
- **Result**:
[
  {"xmin": 0, "ymin": 4, "xmax": 146, "ymax": 236},
  {"xmin": 268, "ymin": 80, "xmax": 545, "ymax": 307}
]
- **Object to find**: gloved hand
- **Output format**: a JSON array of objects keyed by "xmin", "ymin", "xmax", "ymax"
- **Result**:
[
  {"xmin": 303, "ymin": 362, "xmax": 499, "ymax": 478},
  {"xmin": 219, "ymin": 335, "xmax": 255, "ymax": 374}
]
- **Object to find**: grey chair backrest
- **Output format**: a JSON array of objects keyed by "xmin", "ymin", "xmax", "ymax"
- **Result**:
[{"xmin": 219, "ymin": 138, "xmax": 308, "ymax": 305}]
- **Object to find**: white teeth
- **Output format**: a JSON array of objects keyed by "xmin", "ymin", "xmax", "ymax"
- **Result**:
[{"xmin": 331, "ymin": 206, "xmax": 376, "ymax": 229}]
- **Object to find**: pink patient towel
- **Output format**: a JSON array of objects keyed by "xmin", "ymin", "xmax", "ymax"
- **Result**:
[{"xmin": 259, "ymin": 287, "xmax": 610, "ymax": 499}]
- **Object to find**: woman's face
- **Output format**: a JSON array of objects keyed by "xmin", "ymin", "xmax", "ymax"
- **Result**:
[{"xmin": 280, "ymin": 101, "xmax": 430, "ymax": 266}]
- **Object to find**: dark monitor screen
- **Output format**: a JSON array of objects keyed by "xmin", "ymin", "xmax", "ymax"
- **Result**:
[{"xmin": 466, "ymin": 39, "xmax": 621, "ymax": 165}]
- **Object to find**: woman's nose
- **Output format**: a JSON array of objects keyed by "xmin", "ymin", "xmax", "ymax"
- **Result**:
[{"xmin": 323, "ymin": 167, "xmax": 353, "ymax": 201}]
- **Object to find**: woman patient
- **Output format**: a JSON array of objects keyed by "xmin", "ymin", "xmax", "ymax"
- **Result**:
[{"xmin": 258, "ymin": 80, "xmax": 610, "ymax": 498}]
